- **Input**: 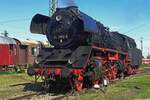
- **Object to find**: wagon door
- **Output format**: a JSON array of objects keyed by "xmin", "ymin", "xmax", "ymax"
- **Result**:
[
  {"xmin": 9, "ymin": 44, "xmax": 15, "ymax": 65},
  {"xmin": 12, "ymin": 45, "xmax": 18, "ymax": 65},
  {"xmin": 19, "ymin": 45, "xmax": 27, "ymax": 65},
  {"xmin": 27, "ymin": 46, "xmax": 35, "ymax": 65}
]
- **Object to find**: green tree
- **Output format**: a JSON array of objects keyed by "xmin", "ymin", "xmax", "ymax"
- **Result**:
[
  {"xmin": 1, "ymin": 30, "xmax": 9, "ymax": 37},
  {"xmin": 147, "ymin": 55, "xmax": 150, "ymax": 59}
]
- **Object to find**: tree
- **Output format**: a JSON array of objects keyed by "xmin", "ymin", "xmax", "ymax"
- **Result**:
[
  {"xmin": 1, "ymin": 30, "xmax": 9, "ymax": 37},
  {"xmin": 147, "ymin": 55, "xmax": 150, "ymax": 59}
]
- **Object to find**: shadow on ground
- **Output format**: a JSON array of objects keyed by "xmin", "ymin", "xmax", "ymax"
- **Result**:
[{"xmin": 10, "ymin": 82, "xmax": 72, "ymax": 95}]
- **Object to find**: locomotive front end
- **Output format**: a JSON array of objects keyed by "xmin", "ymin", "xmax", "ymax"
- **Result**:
[
  {"xmin": 30, "ymin": 7, "xmax": 86, "ymax": 48},
  {"xmin": 47, "ymin": 7, "xmax": 83, "ymax": 48}
]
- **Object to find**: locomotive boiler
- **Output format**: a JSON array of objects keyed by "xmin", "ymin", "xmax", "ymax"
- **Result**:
[{"xmin": 27, "ymin": 6, "xmax": 142, "ymax": 91}]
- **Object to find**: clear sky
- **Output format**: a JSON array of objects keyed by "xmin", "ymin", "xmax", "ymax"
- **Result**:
[{"xmin": 0, "ymin": 0, "xmax": 150, "ymax": 57}]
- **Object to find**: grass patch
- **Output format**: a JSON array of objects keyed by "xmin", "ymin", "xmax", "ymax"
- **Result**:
[
  {"xmin": 0, "ymin": 87, "xmax": 24, "ymax": 98},
  {"xmin": 77, "ymin": 73, "xmax": 150, "ymax": 100},
  {"xmin": 0, "ymin": 68, "xmax": 150, "ymax": 99},
  {"xmin": 0, "ymin": 73, "xmax": 36, "ymax": 99},
  {"xmin": 0, "ymin": 72, "xmax": 17, "ymax": 75},
  {"xmin": 0, "ymin": 73, "xmax": 34, "ymax": 86},
  {"xmin": 140, "ymin": 64, "xmax": 150, "ymax": 68}
]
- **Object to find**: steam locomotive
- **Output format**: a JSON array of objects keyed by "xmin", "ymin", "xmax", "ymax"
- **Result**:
[{"xmin": 27, "ymin": 6, "xmax": 142, "ymax": 91}]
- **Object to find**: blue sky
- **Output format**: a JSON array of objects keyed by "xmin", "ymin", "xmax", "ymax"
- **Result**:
[{"xmin": 0, "ymin": 0, "xmax": 150, "ymax": 57}]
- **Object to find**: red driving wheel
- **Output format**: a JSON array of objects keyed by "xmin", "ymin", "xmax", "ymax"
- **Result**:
[
  {"xmin": 111, "ymin": 65, "xmax": 117, "ymax": 79},
  {"xmin": 74, "ymin": 75, "xmax": 83, "ymax": 91},
  {"xmin": 127, "ymin": 66, "xmax": 133, "ymax": 75}
]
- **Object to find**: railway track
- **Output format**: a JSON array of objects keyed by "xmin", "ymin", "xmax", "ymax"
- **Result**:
[
  {"xmin": 51, "ymin": 95, "xmax": 66, "ymax": 100},
  {"xmin": 9, "ymin": 92, "xmax": 46, "ymax": 100},
  {"xmin": 9, "ymin": 92, "xmax": 73, "ymax": 100},
  {"xmin": 111, "ymin": 68, "xmax": 148, "ymax": 83}
]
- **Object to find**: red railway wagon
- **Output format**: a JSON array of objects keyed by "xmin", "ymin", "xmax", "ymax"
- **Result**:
[
  {"xmin": 0, "ymin": 36, "xmax": 17, "ymax": 71},
  {"xmin": 142, "ymin": 59, "xmax": 150, "ymax": 64},
  {"xmin": 0, "ymin": 36, "xmax": 46, "ymax": 72},
  {"xmin": 17, "ymin": 39, "xmax": 41, "ymax": 65},
  {"xmin": 13, "ymin": 38, "xmax": 44, "ymax": 68}
]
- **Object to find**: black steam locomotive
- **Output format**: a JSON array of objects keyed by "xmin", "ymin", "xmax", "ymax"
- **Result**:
[{"xmin": 28, "ymin": 6, "xmax": 142, "ymax": 91}]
